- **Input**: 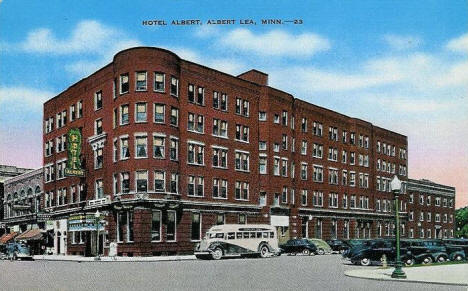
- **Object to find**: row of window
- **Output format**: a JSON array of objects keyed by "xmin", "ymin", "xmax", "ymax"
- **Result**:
[
  {"xmin": 44, "ymin": 185, "xmax": 84, "ymax": 208},
  {"xmin": 408, "ymin": 193, "xmax": 454, "ymax": 208},
  {"xmin": 408, "ymin": 211, "xmax": 453, "ymax": 223},
  {"xmin": 44, "ymin": 101, "xmax": 83, "ymax": 134},
  {"xmin": 409, "ymin": 228, "xmax": 453, "ymax": 239}
]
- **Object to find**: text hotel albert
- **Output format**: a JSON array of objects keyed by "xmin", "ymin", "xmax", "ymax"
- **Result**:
[{"xmin": 40, "ymin": 47, "xmax": 455, "ymax": 256}]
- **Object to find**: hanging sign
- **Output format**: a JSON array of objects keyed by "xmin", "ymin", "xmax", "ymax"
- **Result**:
[{"xmin": 65, "ymin": 128, "xmax": 85, "ymax": 176}]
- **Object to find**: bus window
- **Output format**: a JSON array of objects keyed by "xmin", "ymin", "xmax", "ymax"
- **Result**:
[
  {"xmin": 236, "ymin": 232, "xmax": 242, "ymax": 239},
  {"xmin": 256, "ymin": 232, "xmax": 262, "ymax": 238},
  {"xmin": 227, "ymin": 232, "xmax": 235, "ymax": 240},
  {"xmin": 262, "ymin": 232, "xmax": 268, "ymax": 238},
  {"xmin": 250, "ymin": 232, "xmax": 256, "ymax": 238},
  {"xmin": 243, "ymin": 232, "xmax": 249, "ymax": 239},
  {"xmin": 210, "ymin": 233, "xmax": 224, "ymax": 239},
  {"xmin": 270, "ymin": 232, "xmax": 274, "ymax": 238}
]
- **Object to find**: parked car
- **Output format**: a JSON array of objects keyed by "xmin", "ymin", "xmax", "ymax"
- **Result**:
[
  {"xmin": 5, "ymin": 242, "xmax": 33, "ymax": 260},
  {"xmin": 326, "ymin": 239, "xmax": 350, "ymax": 254},
  {"xmin": 307, "ymin": 238, "xmax": 332, "ymax": 255},
  {"xmin": 443, "ymin": 238, "xmax": 468, "ymax": 259},
  {"xmin": 402, "ymin": 239, "xmax": 449, "ymax": 265},
  {"xmin": 341, "ymin": 239, "xmax": 371, "ymax": 259},
  {"xmin": 348, "ymin": 239, "xmax": 412, "ymax": 266},
  {"xmin": 279, "ymin": 239, "xmax": 317, "ymax": 255}
]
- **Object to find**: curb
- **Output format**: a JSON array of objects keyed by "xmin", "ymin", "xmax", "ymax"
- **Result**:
[
  {"xmin": 344, "ymin": 270, "xmax": 468, "ymax": 287},
  {"xmin": 33, "ymin": 256, "xmax": 197, "ymax": 263}
]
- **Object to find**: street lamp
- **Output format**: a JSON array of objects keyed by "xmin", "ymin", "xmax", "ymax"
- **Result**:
[
  {"xmin": 390, "ymin": 175, "xmax": 406, "ymax": 279},
  {"xmin": 94, "ymin": 210, "xmax": 101, "ymax": 261}
]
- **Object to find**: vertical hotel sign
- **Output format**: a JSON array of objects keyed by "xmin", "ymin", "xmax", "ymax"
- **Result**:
[{"xmin": 64, "ymin": 128, "xmax": 85, "ymax": 176}]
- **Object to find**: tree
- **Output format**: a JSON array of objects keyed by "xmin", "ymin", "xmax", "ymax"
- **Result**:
[{"xmin": 455, "ymin": 207, "xmax": 468, "ymax": 238}]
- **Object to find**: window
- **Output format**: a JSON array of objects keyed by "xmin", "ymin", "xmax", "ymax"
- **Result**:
[
  {"xmin": 188, "ymin": 142, "xmax": 205, "ymax": 165},
  {"xmin": 281, "ymin": 158, "xmax": 288, "ymax": 177},
  {"xmin": 342, "ymin": 170, "xmax": 348, "ymax": 185},
  {"xmin": 95, "ymin": 91, "xmax": 103, "ymax": 110},
  {"xmin": 136, "ymin": 170, "xmax": 148, "ymax": 192},
  {"xmin": 197, "ymin": 86, "xmax": 205, "ymax": 105},
  {"xmin": 188, "ymin": 84, "xmax": 195, "ymax": 102},
  {"xmin": 95, "ymin": 119, "xmax": 103, "ymax": 135},
  {"xmin": 301, "ymin": 163, "xmax": 308, "ymax": 180},
  {"xmin": 170, "ymin": 77, "xmax": 179, "ymax": 97},
  {"xmin": 151, "ymin": 210, "xmax": 161, "ymax": 241},
  {"xmin": 235, "ymin": 181, "xmax": 249, "ymax": 200},
  {"xmin": 152, "ymin": 135, "xmax": 165, "ymax": 159},
  {"xmin": 95, "ymin": 179, "xmax": 104, "ymax": 199},
  {"xmin": 188, "ymin": 176, "xmax": 204, "ymax": 197},
  {"xmin": 113, "ymin": 108, "xmax": 118, "ymax": 128},
  {"xmin": 154, "ymin": 72, "xmax": 165, "ymax": 92},
  {"xmin": 135, "ymin": 71, "xmax": 147, "ymax": 91},
  {"xmin": 166, "ymin": 173, "xmax": 178, "ymax": 194},
  {"xmin": 312, "ymin": 191, "xmax": 323, "ymax": 207},
  {"xmin": 120, "ymin": 137, "xmax": 130, "ymax": 160},
  {"xmin": 259, "ymin": 192, "xmax": 267, "ymax": 206},
  {"xmin": 273, "ymin": 157, "xmax": 280, "ymax": 176},
  {"xmin": 154, "ymin": 171, "xmax": 165, "ymax": 192},
  {"xmin": 170, "ymin": 138, "xmax": 178, "ymax": 161},
  {"xmin": 235, "ymin": 151, "xmax": 250, "ymax": 172},
  {"xmin": 281, "ymin": 187, "xmax": 288, "ymax": 204},
  {"xmin": 328, "ymin": 147, "xmax": 338, "ymax": 161},
  {"xmin": 313, "ymin": 121, "xmax": 323, "ymax": 136},
  {"xmin": 212, "ymin": 147, "xmax": 228, "ymax": 168},
  {"xmin": 236, "ymin": 98, "xmax": 249, "ymax": 117},
  {"xmin": 187, "ymin": 113, "xmax": 204, "ymax": 133},
  {"xmin": 56, "ymin": 160, "xmax": 66, "ymax": 179},
  {"xmin": 135, "ymin": 103, "xmax": 147, "ymax": 122},
  {"xmin": 166, "ymin": 210, "xmax": 176, "ymax": 241},
  {"xmin": 259, "ymin": 141, "xmax": 267, "ymax": 151},
  {"xmin": 350, "ymin": 132, "xmax": 355, "ymax": 145},
  {"xmin": 213, "ymin": 119, "xmax": 228, "ymax": 138},
  {"xmin": 274, "ymin": 114, "xmax": 280, "ymax": 124},
  {"xmin": 328, "ymin": 127, "xmax": 338, "ymax": 141},
  {"xmin": 342, "ymin": 194, "xmax": 348, "ymax": 209},
  {"xmin": 213, "ymin": 178, "xmax": 228, "ymax": 199},
  {"xmin": 191, "ymin": 213, "xmax": 201, "ymax": 241},
  {"xmin": 120, "ymin": 73, "xmax": 129, "ymax": 94},
  {"xmin": 282, "ymin": 110, "xmax": 288, "ymax": 125},
  {"xmin": 235, "ymin": 124, "xmax": 249, "ymax": 142},
  {"xmin": 154, "ymin": 104, "xmax": 165, "ymax": 123},
  {"xmin": 217, "ymin": 214, "xmax": 225, "ymax": 225},
  {"xmin": 313, "ymin": 165, "xmax": 323, "ymax": 182},
  {"xmin": 301, "ymin": 140, "xmax": 307, "ymax": 155},
  {"xmin": 273, "ymin": 143, "xmax": 280, "ymax": 152},
  {"xmin": 117, "ymin": 212, "xmax": 126, "ymax": 242},
  {"xmin": 301, "ymin": 118, "xmax": 307, "ymax": 132},
  {"xmin": 258, "ymin": 111, "xmax": 267, "ymax": 121},
  {"xmin": 313, "ymin": 144, "xmax": 323, "ymax": 158},
  {"xmin": 282, "ymin": 135, "xmax": 288, "ymax": 150},
  {"xmin": 350, "ymin": 152, "xmax": 355, "ymax": 165},
  {"xmin": 170, "ymin": 107, "xmax": 179, "ymax": 126},
  {"xmin": 213, "ymin": 91, "xmax": 228, "ymax": 111},
  {"xmin": 301, "ymin": 190, "xmax": 308, "ymax": 206},
  {"xmin": 94, "ymin": 148, "xmax": 103, "ymax": 169},
  {"xmin": 328, "ymin": 168, "xmax": 338, "ymax": 185},
  {"xmin": 121, "ymin": 172, "xmax": 130, "ymax": 193},
  {"xmin": 349, "ymin": 172, "xmax": 356, "ymax": 187},
  {"xmin": 120, "ymin": 104, "xmax": 129, "ymax": 125},
  {"xmin": 135, "ymin": 136, "xmax": 148, "ymax": 158}
]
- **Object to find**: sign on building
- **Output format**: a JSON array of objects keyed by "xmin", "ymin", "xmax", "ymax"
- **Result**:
[
  {"xmin": 65, "ymin": 128, "xmax": 85, "ymax": 177},
  {"xmin": 68, "ymin": 214, "xmax": 105, "ymax": 232}
]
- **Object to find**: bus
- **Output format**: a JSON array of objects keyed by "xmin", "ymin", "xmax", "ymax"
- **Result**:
[{"xmin": 194, "ymin": 224, "xmax": 280, "ymax": 260}]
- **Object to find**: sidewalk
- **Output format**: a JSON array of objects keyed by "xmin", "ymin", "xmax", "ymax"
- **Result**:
[
  {"xmin": 33, "ymin": 254, "xmax": 197, "ymax": 262},
  {"xmin": 345, "ymin": 264, "xmax": 468, "ymax": 286}
]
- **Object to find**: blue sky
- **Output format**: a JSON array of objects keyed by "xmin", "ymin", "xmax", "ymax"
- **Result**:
[{"xmin": 0, "ymin": 0, "xmax": 467, "ymax": 206}]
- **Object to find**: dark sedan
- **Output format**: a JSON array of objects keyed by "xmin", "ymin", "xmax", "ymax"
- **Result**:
[
  {"xmin": 280, "ymin": 239, "xmax": 318, "ymax": 256},
  {"xmin": 326, "ymin": 239, "xmax": 350, "ymax": 254}
]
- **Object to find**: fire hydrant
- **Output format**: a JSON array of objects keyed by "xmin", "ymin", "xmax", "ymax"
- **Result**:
[{"xmin": 381, "ymin": 254, "xmax": 388, "ymax": 268}]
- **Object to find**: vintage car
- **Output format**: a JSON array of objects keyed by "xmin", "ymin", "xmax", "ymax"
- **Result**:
[
  {"xmin": 307, "ymin": 238, "xmax": 332, "ymax": 255},
  {"xmin": 279, "ymin": 239, "xmax": 317, "ymax": 256},
  {"xmin": 401, "ymin": 239, "xmax": 449, "ymax": 264},
  {"xmin": 5, "ymin": 242, "xmax": 33, "ymax": 260},
  {"xmin": 443, "ymin": 238, "xmax": 468, "ymax": 259},
  {"xmin": 348, "ymin": 239, "xmax": 412, "ymax": 266},
  {"xmin": 326, "ymin": 239, "xmax": 350, "ymax": 254}
]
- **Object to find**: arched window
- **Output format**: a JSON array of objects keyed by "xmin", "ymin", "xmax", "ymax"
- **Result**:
[
  {"xmin": 13, "ymin": 192, "xmax": 18, "ymax": 199},
  {"xmin": 35, "ymin": 186, "xmax": 41, "ymax": 194},
  {"xmin": 20, "ymin": 190, "xmax": 25, "ymax": 197},
  {"xmin": 28, "ymin": 188, "xmax": 33, "ymax": 196},
  {"xmin": 7, "ymin": 194, "xmax": 11, "ymax": 201}
]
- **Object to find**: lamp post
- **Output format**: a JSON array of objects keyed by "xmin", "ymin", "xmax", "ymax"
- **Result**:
[
  {"xmin": 390, "ymin": 175, "xmax": 406, "ymax": 279},
  {"xmin": 94, "ymin": 210, "xmax": 101, "ymax": 261}
]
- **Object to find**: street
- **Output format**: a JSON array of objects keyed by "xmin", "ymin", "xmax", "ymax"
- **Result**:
[{"xmin": 0, "ymin": 255, "xmax": 465, "ymax": 291}]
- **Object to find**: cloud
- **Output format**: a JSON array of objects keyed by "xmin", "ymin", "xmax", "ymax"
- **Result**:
[
  {"xmin": 0, "ymin": 86, "xmax": 55, "ymax": 108},
  {"xmin": 446, "ymin": 33, "xmax": 468, "ymax": 54},
  {"xmin": 383, "ymin": 34, "xmax": 422, "ymax": 50},
  {"xmin": 218, "ymin": 29, "xmax": 330, "ymax": 57}
]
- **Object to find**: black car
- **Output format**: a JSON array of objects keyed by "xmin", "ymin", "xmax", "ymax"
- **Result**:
[
  {"xmin": 443, "ymin": 238, "xmax": 468, "ymax": 259},
  {"xmin": 326, "ymin": 239, "xmax": 350, "ymax": 254},
  {"xmin": 280, "ymin": 239, "xmax": 318, "ymax": 256},
  {"xmin": 349, "ymin": 239, "xmax": 411, "ymax": 266},
  {"xmin": 401, "ymin": 239, "xmax": 449, "ymax": 265}
]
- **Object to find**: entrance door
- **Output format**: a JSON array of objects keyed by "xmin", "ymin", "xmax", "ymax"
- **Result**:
[{"xmin": 56, "ymin": 233, "xmax": 61, "ymax": 255}]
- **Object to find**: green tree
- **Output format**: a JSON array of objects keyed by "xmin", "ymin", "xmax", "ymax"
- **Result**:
[{"xmin": 455, "ymin": 207, "xmax": 468, "ymax": 238}]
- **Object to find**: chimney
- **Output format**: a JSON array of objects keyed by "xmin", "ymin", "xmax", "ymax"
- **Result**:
[{"xmin": 237, "ymin": 69, "xmax": 268, "ymax": 86}]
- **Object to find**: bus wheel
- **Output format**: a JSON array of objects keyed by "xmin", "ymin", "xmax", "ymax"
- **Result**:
[
  {"xmin": 259, "ymin": 245, "xmax": 270, "ymax": 258},
  {"xmin": 211, "ymin": 248, "xmax": 223, "ymax": 260}
]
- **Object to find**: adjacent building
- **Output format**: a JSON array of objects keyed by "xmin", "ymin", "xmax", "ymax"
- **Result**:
[
  {"xmin": 40, "ymin": 47, "xmax": 449, "ymax": 257},
  {"xmin": 406, "ymin": 179, "xmax": 456, "ymax": 239}
]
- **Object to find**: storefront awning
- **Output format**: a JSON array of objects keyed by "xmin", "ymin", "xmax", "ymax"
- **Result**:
[
  {"xmin": 0, "ymin": 232, "xmax": 18, "ymax": 244},
  {"xmin": 15, "ymin": 229, "xmax": 44, "ymax": 241}
]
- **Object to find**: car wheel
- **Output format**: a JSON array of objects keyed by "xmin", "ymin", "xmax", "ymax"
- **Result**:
[
  {"xmin": 339, "ymin": 249, "xmax": 346, "ymax": 254},
  {"xmin": 317, "ymin": 248, "xmax": 325, "ymax": 255},
  {"xmin": 454, "ymin": 254, "xmax": 463, "ymax": 261},
  {"xmin": 404, "ymin": 258, "xmax": 415, "ymax": 266},
  {"xmin": 211, "ymin": 248, "xmax": 223, "ymax": 260},
  {"xmin": 259, "ymin": 245, "xmax": 270, "ymax": 258},
  {"xmin": 302, "ymin": 249, "xmax": 311, "ymax": 256},
  {"xmin": 360, "ymin": 258, "xmax": 372, "ymax": 266},
  {"xmin": 422, "ymin": 256, "xmax": 433, "ymax": 264},
  {"xmin": 437, "ymin": 256, "xmax": 447, "ymax": 263}
]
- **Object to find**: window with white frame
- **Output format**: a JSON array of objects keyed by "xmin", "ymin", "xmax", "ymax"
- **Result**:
[
  {"xmin": 212, "ymin": 178, "xmax": 228, "ymax": 199},
  {"xmin": 212, "ymin": 147, "xmax": 228, "ymax": 168},
  {"xmin": 188, "ymin": 176, "xmax": 204, "ymax": 197},
  {"xmin": 312, "ymin": 191, "xmax": 323, "ymax": 207},
  {"xmin": 153, "ymin": 135, "xmax": 165, "ymax": 159},
  {"xmin": 259, "ymin": 156, "xmax": 267, "ymax": 174},
  {"xmin": 328, "ymin": 168, "xmax": 338, "ymax": 185},
  {"xmin": 94, "ymin": 90, "xmax": 103, "ymax": 110},
  {"xmin": 170, "ymin": 76, "xmax": 179, "ymax": 97},
  {"xmin": 273, "ymin": 157, "xmax": 280, "ymax": 176},
  {"xmin": 313, "ymin": 165, "xmax": 323, "ymax": 182},
  {"xmin": 301, "ymin": 117, "xmax": 307, "ymax": 132},
  {"xmin": 154, "ymin": 104, "xmax": 165, "ymax": 123},
  {"xmin": 328, "ymin": 147, "xmax": 338, "ymax": 161},
  {"xmin": 170, "ymin": 173, "xmax": 179, "ymax": 193},
  {"xmin": 235, "ymin": 124, "xmax": 249, "ymax": 142},
  {"xmin": 258, "ymin": 111, "xmax": 267, "ymax": 121},
  {"xmin": 212, "ymin": 119, "xmax": 228, "ymax": 138},
  {"xmin": 259, "ymin": 141, "xmax": 267, "ymax": 151},
  {"xmin": 301, "ymin": 140, "xmax": 307, "ymax": 155},
  {"xmin": 135, "ymin": 103, "xmax": 147, "ymax": 122},
  {"xmin": 313, "ymin": 121, "xmax": 322, "ymax": 136},
  {"xmin": 313, "ymin": 143, "xmax": 323, "ymax": 158},
  {"xmin": 95, "ymin": 118, "xmax": 103, "ymax": 135},
  {"xmin": 95, "ymin": 179, "xmax": 104, "ymax": 199},
  {"xmin": 94, "ymin": 148, "xmax": 103, "ymax": 169},
  {"xmin": 301, "ymin": 190, "xmax": 308, "ymax": 206},
  {"xmin": 120, "ymin": 73, "xmax": 129, "ymax": 94},
  {"xmin": 342, "ymin": 170, "xmax": 348, "ymax": 185},
  {"xmin": 329, "ymin": 193, "xmax": 338, "ymax": 208},
  {"xmin": 135, "ymin": 71, "xmax": 147, "ymax": 91},
  {"xmin": 349, "ymin": 172, "xmax": 356, "ymax": 187},
  {"xmin": 187, "ymin": 113, "xmax": 204, "ymax": 134},
  {"xmin": 170, "ymin": 107, "xmax": 179, "ymax": 126},
  {"xmin": 120, "ymin": 104, "xmax": 129, "ymax": 125},
  {"xmin": 235, "ymin": 151, "xmax": 250, "ymax": 172},
  {"xmin": 282, "ymin": 134, "xmax": 288, "ymax": 150},
  {"xmin": 328, "ymin": 126, "xmax": 338, "ymax": 141},
  {"xmin": 188, "ymin": 142, "xmax": 205, "ymax": 166},
  {"xmin": 135, "ymin": 135, "xmax": 148, "ymax": 158},
  {"xmin": 281, "ymin": 158, "xmax": 288, "ymax": 177},
  {"xmin": 136, "ymin": 170, "xmax": 148, "ymax": 192},
  {"xmin": 121, "ymin": 172, "xmax": 130, "ymax": 193},
  {"xmin": 154, "ymin": 72, "xmax": 165, "ymax": 92},
  {"xmin": 235, "ymin": 181, "xmax": 249, "ymax": 200},
  {"xmin": 301, "ymin": 163, "xmax": 308, "ymax": 180},
  {"xmin": 170, "ymin": 137, "xmax": 178, "ymax": 161},
  {"xmin": 154, "ymin": 171, "xmax": 165, "ymax": 192}
]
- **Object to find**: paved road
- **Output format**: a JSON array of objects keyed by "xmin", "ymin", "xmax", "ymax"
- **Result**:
[{"xmin": 0, "ymin": 255, "xmax": 465, "ymax": 291}]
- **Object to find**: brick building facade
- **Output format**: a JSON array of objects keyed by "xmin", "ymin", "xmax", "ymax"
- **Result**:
[{"xmin": 42, "ymin": 47, "xmax": 425, "ymax": 256}]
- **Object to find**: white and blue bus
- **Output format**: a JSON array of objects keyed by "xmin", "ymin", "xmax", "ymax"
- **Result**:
[{"xmin": 194, "ymin": 224, "xmax": 280, "ymax": 260}]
